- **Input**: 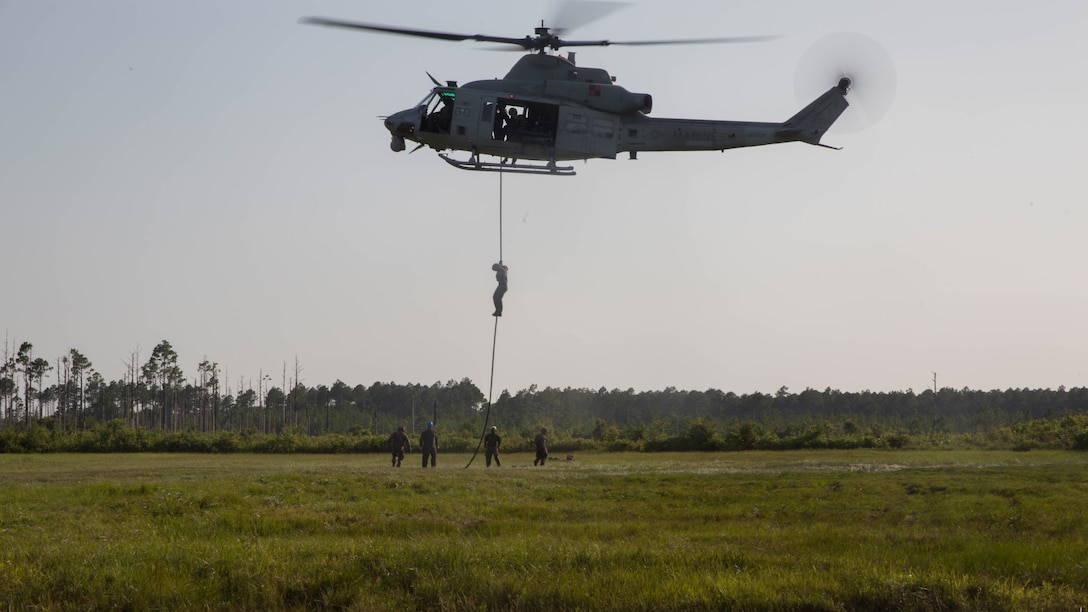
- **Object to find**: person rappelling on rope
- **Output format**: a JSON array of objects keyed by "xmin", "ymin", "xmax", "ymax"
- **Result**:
[{"xmin": 491, "ymin": 261, "xmax": 509, "ymax": 317}]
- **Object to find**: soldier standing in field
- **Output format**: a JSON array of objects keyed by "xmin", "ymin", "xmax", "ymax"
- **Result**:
[
  {"xmin": 533, "ymin": 427, "xmax": 548, "ymax": 466},
  {"xmin": 420, "ymin": 421, "xmax": 439, "ymax": 468},
  {"xmin": 484, "ymin": 426, "xmax": 502, "ymax": 467},
  {"xmin": 389, "ymin": 425, "xmax": 410, "ymax": 467}
]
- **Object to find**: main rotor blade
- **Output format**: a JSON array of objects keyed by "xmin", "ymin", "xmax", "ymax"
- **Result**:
[
  {"xmin": 584, "ymin": 35, "xmax": 779, "ymax": 47},
  {"xmin": 300, "ymin": 17, "xmax": 534, "ymax": 49}
]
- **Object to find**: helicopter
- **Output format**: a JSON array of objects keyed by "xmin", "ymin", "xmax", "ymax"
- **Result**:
[{"xmin": 301, "ymin": 15, "xmax": 854, "ymax": 176}]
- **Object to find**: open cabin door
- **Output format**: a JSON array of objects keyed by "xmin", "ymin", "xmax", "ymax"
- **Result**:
[{"xmin": 481, "ymin": 97, "xmax": 561, "ymax": 155}]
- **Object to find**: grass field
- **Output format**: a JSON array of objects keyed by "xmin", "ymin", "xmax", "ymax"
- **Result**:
[{"xmin": 2, "ymin": 450, "xmax": 1087, "ymax": 610}]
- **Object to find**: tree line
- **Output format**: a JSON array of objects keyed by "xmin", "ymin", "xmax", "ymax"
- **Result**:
[
  {"xmin": 1, "ymin": 340, "xmax": 486, "ymax": 438},
  {"xmin": 3, "ymin": 338, "xmax": 1088, "ymax": 450}
]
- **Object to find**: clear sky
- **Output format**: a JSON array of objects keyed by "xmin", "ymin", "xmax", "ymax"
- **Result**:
[{"xmin": 3, "ymin": 0, "xmax": 1087, "ymax": 396}]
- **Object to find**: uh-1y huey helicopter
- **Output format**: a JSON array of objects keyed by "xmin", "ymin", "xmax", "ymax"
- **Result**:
[{"xmin": 301, "ymin": 13, "xmax": 855, "ymax": 176}]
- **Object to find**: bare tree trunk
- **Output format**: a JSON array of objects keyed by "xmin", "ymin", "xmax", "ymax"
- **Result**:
[
  {"xmin": 293, "ymin": 356, "xmax": 303, "ymax": 429},
  {"xmin": 58, "ymin": 356, "xmax": 67, "ymax": 430}
]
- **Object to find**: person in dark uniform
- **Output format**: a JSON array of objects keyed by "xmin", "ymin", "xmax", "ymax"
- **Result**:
[
  {"xmin": 484, "ymin": 425, "xmax": 502, "ymax": 467},
  {"xmin": 430, "ymin": 97, "xmax": 453, "ymax": 133},
  {"xmin": 492, "ymin": 261, "xmax": 509, "ymax": 317},
  {"xmin": 505, "ymin": 107, "xmax": 524, "ymax": 142},
  {"xmin": 493, "ymin": 105, "xmax": 508, "ymax": 141},
  {"xmin": 533, "ymin": 427, "xmax": 548, "ymax": 466},
  {"xmin": 389, "ymin": 425, "xmax": 410, "ymax": 467},
  {"xmin": 419, "ymin": 421, "xmax": 438, "ymax": 468}
]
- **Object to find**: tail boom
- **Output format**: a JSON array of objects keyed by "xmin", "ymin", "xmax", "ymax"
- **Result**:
[{"xmin": 618, "ymin": 79, "xmax": 849, "ymax": 154}]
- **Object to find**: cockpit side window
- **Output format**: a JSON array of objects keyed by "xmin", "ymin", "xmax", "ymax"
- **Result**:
[{"xmin": 421, "ymin": 88, "xmax": 455, "ymax": 134}]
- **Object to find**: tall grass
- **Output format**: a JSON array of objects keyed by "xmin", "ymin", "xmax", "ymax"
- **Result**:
[{"xmin": 2, "ymin": 451, "xmax": 1087, "ymax": 610}]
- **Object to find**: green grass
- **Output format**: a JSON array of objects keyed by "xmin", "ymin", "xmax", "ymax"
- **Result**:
[{"xmin": 2, "ymin": 451, "xmax": 1087, "ymax": 610}]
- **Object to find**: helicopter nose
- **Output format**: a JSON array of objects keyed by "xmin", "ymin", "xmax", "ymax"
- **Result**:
[{"xmin": 384, "ymin": 109, "xmax": 417, "ymax": 136}]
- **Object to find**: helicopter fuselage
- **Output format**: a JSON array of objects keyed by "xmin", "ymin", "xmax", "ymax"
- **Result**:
[{"xmin": 383, "ymin": 54, "xmax": 849, "ymax": 173}]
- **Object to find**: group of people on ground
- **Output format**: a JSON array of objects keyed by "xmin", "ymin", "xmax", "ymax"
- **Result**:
[
  {"xmin": 389, "ymin": 421, "xmax": 440, "ymax": 468},
  {"xmin": 387, "ymin": 425, "xmax": 549, "ymax": 468}
]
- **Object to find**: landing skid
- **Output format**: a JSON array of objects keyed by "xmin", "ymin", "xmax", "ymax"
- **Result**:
[{"xmin": 439, "ymin": 153, "xmax": 576, "ymax": 176}]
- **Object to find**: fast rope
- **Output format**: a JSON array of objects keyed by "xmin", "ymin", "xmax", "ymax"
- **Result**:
[
  {"xmin": 499, "ymin": 168, "xmax": 503, "ymax": 262},
  {"xmin": 465, "ymin": 170, "xmax": 503, "ymax": 468}
]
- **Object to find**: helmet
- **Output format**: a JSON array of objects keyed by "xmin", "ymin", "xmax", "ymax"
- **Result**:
[
  {"xmin": 491, "ymin": 426, "xmax": 497, "ymax": 431},
  {"xmin": 427, "ymin": 421, "xmax": 434, "ymax": 427}
]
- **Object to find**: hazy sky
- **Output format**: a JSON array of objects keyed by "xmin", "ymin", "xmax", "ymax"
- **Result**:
[{"xmin": 3, "ymin": 1, "xmax": 1087, "ymax": 396}]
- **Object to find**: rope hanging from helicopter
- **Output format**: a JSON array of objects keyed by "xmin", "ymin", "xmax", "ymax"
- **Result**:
[{"xmin": 465, "ymin": 170, "xmax": 504, "ymax": 468}]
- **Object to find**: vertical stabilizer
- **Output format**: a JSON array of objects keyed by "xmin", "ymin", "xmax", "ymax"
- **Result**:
[{"xmin": 777, "ymin": 78, "xmax": 850, "ymax": 145}]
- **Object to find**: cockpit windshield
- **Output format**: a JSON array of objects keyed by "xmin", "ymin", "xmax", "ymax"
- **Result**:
[{"xmin": 417, "ymin": 87, "xmax": 455, "ymax": 110}]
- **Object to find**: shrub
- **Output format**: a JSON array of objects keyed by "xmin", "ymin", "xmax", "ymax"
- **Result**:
[
  {"xmin": 606, "ymin": 439, "xmax": 640, "ymax": 452},
  {"xmin": 22, "ymin": 424, "xmax": 55, "ymax": 452},
  {"xmin": 152, "ymin": 430, "xmax": 214, "ymax": 453},
  {"xmin": 883, "ymin": 432, "xmax": 910, "ymax": 449},
  {"xmin": 684, "ymin": 418, "xmax": 718, "ymax": 451},
  {"xmin": 94, "ymin": 420, "xmax": 146, "ymax": 452},
  {"xmin": 1072, "ymin": 431, "xmax": 1088, "ymax": 451},
  {"xmin": 721, "ymin": 421, "xmax": 764, "ymax": 451},
  {"xmin": 210, "ymin": 431, "xmax": 242, "ymax": 453}
]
